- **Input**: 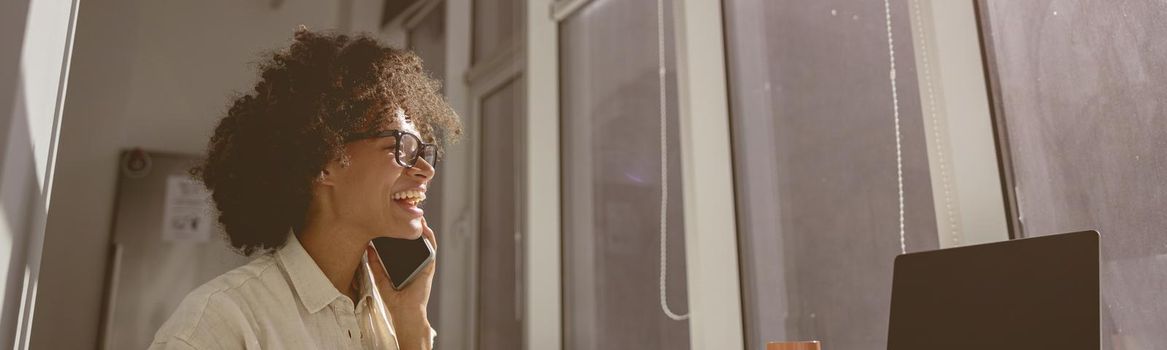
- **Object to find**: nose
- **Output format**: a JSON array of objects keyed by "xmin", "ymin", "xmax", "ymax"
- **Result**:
[{"xmin": 406, "ymin": 157, "xmax": 435, "ymax": 181}]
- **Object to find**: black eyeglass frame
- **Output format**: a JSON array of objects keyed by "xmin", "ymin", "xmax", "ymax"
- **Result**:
[{"xmin": 346, "ymin": 129, "xmax": 439, "ymax": 169}]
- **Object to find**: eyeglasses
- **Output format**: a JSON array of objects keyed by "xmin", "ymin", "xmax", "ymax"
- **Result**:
[{"xmin": 346, "ymin": 129, "xmax": 439, "ymax": 169}]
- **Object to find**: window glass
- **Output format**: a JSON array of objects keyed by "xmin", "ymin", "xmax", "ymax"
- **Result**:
[
  {"xmin": 472, "ymin": 0, "xmax": 520, "ymax": 64},
  {"xmin": 723, "ymin": 1, "xmax": 939, "ymax": 349},
  {"xmin": 560, "ymin": 0, "xmax": 690, "ymax": 348},
  {"xmin": 979, "ymin": 2, "xmax": 1167, "ymax": 348},
  {"xmin": 477, "ymin": 77, "xmax": 524, "ymax": 349}
]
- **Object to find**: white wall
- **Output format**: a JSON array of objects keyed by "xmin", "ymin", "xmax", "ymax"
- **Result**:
[
  {"xmin": 0, "ymin": 0, "xmax": 76, "ymax": 348},
  {"xmin": 30, "ymin": 1, "xmax": 341, "ymax": 348},
  {"xmin": 0, "ymin": 0, "xmax": 36, "ymax": 345}
]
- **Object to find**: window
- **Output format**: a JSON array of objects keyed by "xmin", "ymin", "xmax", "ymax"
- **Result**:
[
  {"xmin": 477, "ymin": 77, "xmax": 524, "ymax": 350},
  {"xmin": 404, "ymin": 3, "xmax": 446, "ymax": 330},
  {"xmin": 468, "ymin": 0, "xmax": 526, "ymax": 347},
  {"xmin": 978, "ymin": 1, "xmax": 1167, "ymax": 347},
  {"xmin": 472, "ymin": 0, "xmax": 520, "ymax": 64},
  {"xmin": 723, "ymin": 1, "xmax": 940, "ymax": 349},
  {"xmin": 559, "ymin": 0, "xmax": 690, "ymax": 348}
]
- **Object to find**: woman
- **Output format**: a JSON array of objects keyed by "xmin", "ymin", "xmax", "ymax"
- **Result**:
[{"xmin": 149, "ymin": 27, "xmax": 461, "ymax": 350}]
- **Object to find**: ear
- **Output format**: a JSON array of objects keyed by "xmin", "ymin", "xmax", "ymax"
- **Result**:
[{"xmin": 316, "ymin": 163, "xmax": 340, "ymax": 187}]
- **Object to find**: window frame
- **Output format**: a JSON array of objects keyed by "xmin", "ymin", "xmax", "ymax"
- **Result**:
[
  {"xmin": 381, "ymin": 1, "xmax": 1011, "ymax": 349},
  {"xmin": 458, "ymin": 0, "xmax": 528, "ymax": 348},
  {"xmin": 539, "ymin": 0, "xmax": 745, "ymax": 348},
  {"xmin": 525, "ymin": 0, "xmax": 561, "ymax": 349},
  {"xmin": 906, "ymin": 0, "xmax": 1010, "ymax": 247}
]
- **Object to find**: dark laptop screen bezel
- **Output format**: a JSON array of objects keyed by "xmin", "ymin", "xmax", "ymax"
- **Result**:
[{"xmin": 887, "ymin": 230, "xmax": 1099, "ymax": 350}]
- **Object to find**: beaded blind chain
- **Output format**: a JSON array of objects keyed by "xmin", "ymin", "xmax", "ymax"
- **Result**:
[
  {"xmin": 883, "ymin": 0, "xmax": 908, "ymax": 254},
  {"xmin": 657, "ymin": 0, "xmax": 688, "ymax": 322}
]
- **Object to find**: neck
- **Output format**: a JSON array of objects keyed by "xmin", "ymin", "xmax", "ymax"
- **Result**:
[{"xmin": 298, "ymin": 219, "xmax": 369, "ymax": 303}]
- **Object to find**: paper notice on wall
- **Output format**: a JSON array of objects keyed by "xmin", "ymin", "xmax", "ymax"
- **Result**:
[{"xmin": 161, "ymin": 175, "xmax": 214, "ymax": 242}]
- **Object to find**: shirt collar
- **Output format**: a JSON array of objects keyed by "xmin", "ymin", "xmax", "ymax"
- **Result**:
[{"xmin": 277, "ymin": 232, "xmax": 349, "ymax": 313}]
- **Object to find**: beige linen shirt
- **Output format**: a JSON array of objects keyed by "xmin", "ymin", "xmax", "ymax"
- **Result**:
[{"xmin": 149, "ymin": 234, "xmax": 434, "ymax": 349}]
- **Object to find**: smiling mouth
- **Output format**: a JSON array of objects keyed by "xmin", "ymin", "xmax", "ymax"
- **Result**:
[{"xmin": 391, "ymin": 190, "xmax": 427, "ymax": 206}]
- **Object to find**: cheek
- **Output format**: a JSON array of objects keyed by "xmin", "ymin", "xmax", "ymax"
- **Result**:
[
  {"xmin": 375, "ymin": 169, "xmax": 406, "ymax": 197},
  {"xmin": 343, "ymin": 166, "xmax": 400, "ymax": 199}
]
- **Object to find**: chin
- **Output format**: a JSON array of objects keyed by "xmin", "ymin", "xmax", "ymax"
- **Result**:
[
  {"xmin": 384, "ymin": 219, "xmax": 423, "ymax": 239},
  {"xmin": 407, "ymin": 218, "xmax": 424, "ymax": 236},
  {"xmin": 381, "ymin": 231, "xmax": 421, "ymax": 240}
]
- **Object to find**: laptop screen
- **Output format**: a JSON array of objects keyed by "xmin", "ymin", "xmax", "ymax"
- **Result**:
[{"xmin": 887, "ymin": 231, "xmax": 1099, "ymax": 350}]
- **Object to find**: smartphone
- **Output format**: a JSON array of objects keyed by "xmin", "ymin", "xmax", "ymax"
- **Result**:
[{"xmin": 371, "ymin": 236, "xmax": 435, "ymax": 290}]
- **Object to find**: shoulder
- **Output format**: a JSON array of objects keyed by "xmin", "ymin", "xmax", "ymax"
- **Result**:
[{"xmin": 151, "ymin": 254, "xmax": 285, "ymax": 348}]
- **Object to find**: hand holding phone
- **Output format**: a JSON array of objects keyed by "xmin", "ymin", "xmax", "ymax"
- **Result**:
[
  {"xmin": 363, "ymin": 217, "xmax": 438, "ymax": 349},
  {"xmin": 370, "ymin": 236, "xmax": 435, "ymax": 290}
]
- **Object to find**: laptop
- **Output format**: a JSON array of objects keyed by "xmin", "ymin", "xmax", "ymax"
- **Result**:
[{"xmin": 887, "ymin": 230, "xmax": 1099, "ymax": 350}]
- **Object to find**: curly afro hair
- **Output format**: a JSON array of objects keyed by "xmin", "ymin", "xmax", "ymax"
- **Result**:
[{"xmin": 193, "ymin": 27, "xmax": 462, "ymax": 256}]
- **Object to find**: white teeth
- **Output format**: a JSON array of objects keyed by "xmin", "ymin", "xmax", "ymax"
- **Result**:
[{"xmin": 391, "ymin": 190, "xmax": 427, "ymax": 204}]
